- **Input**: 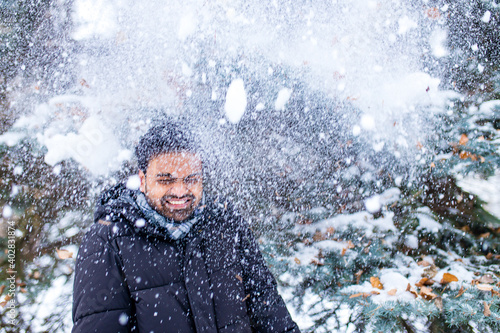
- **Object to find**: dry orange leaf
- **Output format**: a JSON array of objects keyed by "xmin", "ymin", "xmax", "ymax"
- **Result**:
[
  {"xmin": 417, "ymin": 260, "xmax": 431, "ymax": 267},
  {"xmin": 476, "ymin": 284, "xmax": 494, "ymax": 291},
  {"xmin": 440, "ymin": 273, "xmax": 459, "ymax": 284},
  {"xmin": 426, "ymin": 7, "xmax": 441, "ymax": 19},
  {"xmin": 420, "ymin": 286, "xmax": 437, "ymax": 300},
  {"xmin": 326, "ymin": 227, "xmax": 335, "ymax": 235},
  {"xmin": 407, "ymin": 283, "xmax": 419, "ymax": 298},
  {"xmin": 387, "ymin": 289, "xmax": 397, "ymax": 296},
  {"xmin": 370, "ymin": 277, "xmax": 384, "ymax": 290},
  {"xmin": 416, "ymin": 278, "xmax": 435, "ymax": 287},
  {"xmin": 371, "ymin": 290, "xmax": 380, "ymax": 295},
  {"xmin": 416, "ymin": 141, "xmax": 423, "ymax": 150},
  {"xmin": 235, "ymin": 274, "xmax": 243, "ymax": 282},
  {"xmin": 477, "ymin": 274, "xmax": 495, "ymax": 284},
  {"xmin": 435, "ymin": 297, "xmax": 443, "ymax": 311},
  {"xmin": 456, "ymin": 286, "xmax": 466, "ymax": 298},
  {"xmin": 430, "ymin": 162, "xmax": 436, "ymax": 168},
  {"xmin": 0, "ymin": 285, "xmax": 5, "ymax": 296},
  {"xmin": 347, "ymin": 240, "xmax": 355, "ymax": 249},
  {"xmin": 312, "ymin": 231, "xmax": 326, "ymax": 242},
  {"xmin": 310, "ymin": 259, "xmax": 324, "ymax": 266},
  {"xmin": 341, "ymin": 248, "xmax": 347, "ymax": 256},
  {"xmin": 459, "ymin": 134, "xmax": 469, "ymax": 145},
  {"xmin": 56, "ymin": 249, "xmax": 73, "ymax": 260},
  {"xmin": 483, "ymin": 301, "xmax": 491, "ymax": 317},
  {"xmin": 294, "ymin": 257, "xmax": 301, "ymax": 265},
  {"xmin": 349, "ymin": 292, "xmax": 371, "ymax": 299}
]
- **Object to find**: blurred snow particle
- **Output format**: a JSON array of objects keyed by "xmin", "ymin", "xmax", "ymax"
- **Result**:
[
  {"xmin": 365, "ymin": 188, "xmax": 400, "ymax": 214},
  {"xmin": 181, "ymin": 63, "xmax": 193, "ymax": 77},
  {"xmin": 373, "ymin": 142, "xmax": 384, "ymax": 152},
  {"xmin": 219, "ymin": 118, "xmax": 227, "ymax": 125},
  {"xmin": 224, "ymin": 79, "xmax": 247, "ymax": 123},
  {"xmin": 429, "ymin": 28, "xmax": 448, "ymax": 58},
  {"xmin": 274, "ymin": 88, "xmax": 292, "ymax": 111},
  {"xmin": 360, "ymin": 115, "xmax": 375, "ymax": 130},
  {"xmin": 397, "ymin": 16, "xmax": 417, "ymax": 35},
  {"xmin": 478, "ymin": 64, "xmax": 485, "ymax": 73},
  {"xmin": 365, "ymin": 196, "xmax": 381, "ymax": 214},
  {"xmin": 481, "ymin": 11, "xmax": 491, "ymax": 23},
  {"xmin": 255, "ymin": 103, "xmax": 265, "ymax": 111},
  {"xmin": 13, "ymin": 166, "xmax": 23, "ymax": 175},
  {"xmin": 178, "ymin": 13, "xmax": 196, "ymax": 40},
  {"xmin": 135, "ymin": 219, "xmax": 146, "ymax": 228},
  {"xmin": 52, "ymin": 164, "xmax": 62, "ymax": 175},
  {"xmin": 352, "ymin": 125, "xmax": 361, "ymax": 136},
  {"xmin": 126, "ymin": 175, "xmax": 141, "ymax": 190},
  {"xmin": 3, "ymin": 205, "xmax": 13, "ymax": 218},
  {"xmin": 471, "ymin": 44, "xmax": 479, "ymax": 52},
  {"xmin": 118, "ymin": 313, "xmax": 129, "ymax": 326},
  {"xmin": 395, "ymin": 176, "xmax": 403, "ymax": 187}
]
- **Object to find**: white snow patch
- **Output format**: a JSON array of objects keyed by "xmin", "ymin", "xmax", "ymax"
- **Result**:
[
  {"xmin": 404, "ymin": 235, "xmax": 419, "ymax": 249},
  {"xmin": 457, "ymin": 172, "xmax": 500, "ymax": 219},
  {"xmin": 224, "ymin": 79, "xmax": 247, "ymax": 124},
  {"xmin": 40, "ymin": 116, "xmax": 120, "ymax": 175},
  {"xmin": 481, "ymin": 11, "xmax": 491, "ymax": 23},
  {"xmin": 295, "ymin": 211, "xmax": 396, "ymax": 238},
  {"xmin": 479, "ymin": 100, "xmax": 500, "ymax": 117},
  {"xmin": 365, "ymin": 196, "xmax": 381, "ymax": 213},
  {"xmin": 0, "ymin": 132, "xmax": 26, "ymax": 147},
  {"xmin": 274, "ymin": 88, "xmax": 292, "ymax": 111},
  {"xmin": 417, "ymin": 212, "xmax": 441, "ymax": 232}
]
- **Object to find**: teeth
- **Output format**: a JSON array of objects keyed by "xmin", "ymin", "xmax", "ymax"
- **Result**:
[{"xmin": 169, "ymin": 200, "xmax": 187, "ymax": 205}]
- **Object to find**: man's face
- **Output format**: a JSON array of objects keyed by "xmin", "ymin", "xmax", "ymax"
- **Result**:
[{"xmin": 139, "ymin": 152, "xmax": 203, "ymax": 222}]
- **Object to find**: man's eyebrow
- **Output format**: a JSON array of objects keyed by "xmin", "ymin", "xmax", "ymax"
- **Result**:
[
  {"xmin": 156, "ymin": 173, "xmax": 174, "ymax": 177},
  {"xmin": 155, "ymin": 172, "xmax": 203, "ymax": 178}
]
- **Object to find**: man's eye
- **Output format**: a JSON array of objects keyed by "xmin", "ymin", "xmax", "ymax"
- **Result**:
[
  {"xmin": 185, "ymin": 177, "xmax": 201, "ymax": 185},
  {"xmin": 158, "ymin": 179, "xmax": 175, "ymax": 184}
]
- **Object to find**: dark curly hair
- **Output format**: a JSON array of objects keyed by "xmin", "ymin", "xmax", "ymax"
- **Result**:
[{"xmin": 135, "ymin": 121, "xmax": 200, "ymax": 173}]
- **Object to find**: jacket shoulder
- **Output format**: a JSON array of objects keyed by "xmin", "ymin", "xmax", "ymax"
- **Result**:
[{"xmin": 78, "ymin": 217, "xmax": 134, "ymax": 262}]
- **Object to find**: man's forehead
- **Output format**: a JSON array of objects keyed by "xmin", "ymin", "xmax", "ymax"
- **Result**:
[{"xmin": 149, "ymin": 151, "xmax": 202, "ymax": 170}]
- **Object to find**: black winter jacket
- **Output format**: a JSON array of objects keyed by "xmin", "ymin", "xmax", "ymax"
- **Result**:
[{"xmin": 72, "ymin": 184, "xmax": 300, "ymax": 333}]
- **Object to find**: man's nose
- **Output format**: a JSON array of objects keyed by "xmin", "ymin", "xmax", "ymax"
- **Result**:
[{"xmin": 169, "ymin": 180, "xmax": 189, "ymax": 196}]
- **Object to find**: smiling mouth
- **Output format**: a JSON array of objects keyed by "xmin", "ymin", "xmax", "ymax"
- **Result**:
[{"xmin": 163, "ymin": 196, "xmax": 193, "ymax": 209}]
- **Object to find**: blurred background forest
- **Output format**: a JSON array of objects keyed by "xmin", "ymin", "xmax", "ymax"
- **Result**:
[{"xmin": 1, "ymin": 0, "xmax": 499, "ymax": 332}]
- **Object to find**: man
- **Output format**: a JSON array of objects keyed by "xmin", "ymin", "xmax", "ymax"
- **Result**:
[{"xmin": 72, "ymin": 122, "xmax": 300, "ymax": 333}]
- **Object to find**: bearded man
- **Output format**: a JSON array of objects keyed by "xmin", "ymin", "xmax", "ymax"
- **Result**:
[{"xmin": 72, "ymin": 122, "xmax": 300, "ymax": 333}]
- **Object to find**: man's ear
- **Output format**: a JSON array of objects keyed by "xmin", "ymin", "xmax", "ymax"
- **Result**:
[{"xmin": 139, "ymin": 170, "xmax": 146, "ymax": 193}]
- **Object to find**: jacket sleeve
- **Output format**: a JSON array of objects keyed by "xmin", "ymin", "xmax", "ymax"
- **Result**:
[
  {"xmin": 72, "ymin": 226, "xmax": 134, "ymax": 333},
  {"xmin": 239, "ymin": 222, "xmax": 300, "ymax": 333}
]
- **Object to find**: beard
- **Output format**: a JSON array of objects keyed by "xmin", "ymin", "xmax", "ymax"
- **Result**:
[{"xmin": 144, "ymin": 191, "xmax": 199, "ymax": 222}]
